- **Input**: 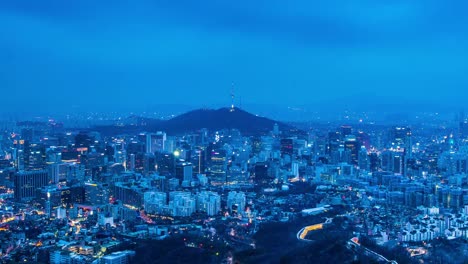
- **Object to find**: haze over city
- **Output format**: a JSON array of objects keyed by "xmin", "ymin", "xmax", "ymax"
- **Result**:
[{"xmin": 1, "ymin": 0, "xmax": 468, "ymax": 116}]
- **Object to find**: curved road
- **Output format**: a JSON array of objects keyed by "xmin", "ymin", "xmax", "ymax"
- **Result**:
[
  {"xmin": 296, "ymin": 220, "xmax": 397, "ymax": 264},
  {"xmin": 348, "ymin": 237, "xmax": 397, "ymax": 264}
]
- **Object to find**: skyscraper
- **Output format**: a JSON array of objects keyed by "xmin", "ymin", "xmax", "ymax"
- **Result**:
[
  {"xmin": 209, "ymin": 150, "xmax": 227, "ymax": 186},
  {"xmin": 146, "ymin": 132, "xmax": 166, "ymax": 154},
  {"xmin": 14, "ymin": 170, "xmax": 48, "ymax": 201},
  {"xmin": 280, "ymin": 138, "xmax": 294, "ymax": 157}
]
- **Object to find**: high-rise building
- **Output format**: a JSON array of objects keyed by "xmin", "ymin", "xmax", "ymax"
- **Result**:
[
  {"xmin": 176, "ymin": 161, "xmax": 193, "ymax": 186},
  {"xmin": 146, "ymin": 132, "xmax": 166, "ymax": 154},
  {"xmin": 85, "ymin": 182, "xmax": 110, "ymax": 205},
  {"xmin": 48, "ymin": 163, "xmax": 68, "ymax": 184},
  {"xmin": 67, "ymin": 163, "xmax": 86, "ymax": 185},
  {"xmin": 280, "ymin": 138, "xmax": 294, "ymax": 157},
  {"xmin": 155, "ymin": 152, "xmax": 175, "ymax": 175},
  {"xmin": 196, "ymin": 191, "xmax": 221, "ymax": 216},
  {"xmin": 254, "ymin": 162, "xmax": 270, "ymax": 188},
  {"xmin": 209, "ymin": 150, "xmax": 227, "ymax": 186},
  {"xmin": 381, "ymin": 151, "xmax": 404, "ymax": 174},
  {"xmin": 169, "ymin": 191, "xmax": 195, "ymax": 217},
  {"xmin": 389, "ymin": 127, "xmax": 412, "ymax": 156},
  {"xmin": 114, "ymin": 182, "xmax": 145, "ymax": 208},
  {"xmin": 459, "ymin": 119, "xmax": 468, "ymax": 139},
  {"xmin": 14, "ymin": 170, "xmax": 48, "ymax": 201},
  {"xmin": 227, "ymin": 191, "xmax": 246, "ymax": 215},
  {"xmin": 143, "ymin": 153, "xmax": 156, "ymax": 174},
  {"xmin": 358, "ymin": 147, "xmax": 369, "ymax": 171},
  {"xmin": 327, "ymin": 131, "xmax": 342, "ymax": 155},
  {"xmin": 344, "ymin": 135, "xmax": 360, "ymax": 165},
  {"xmin": 24, "ymin": 143, "xmax": 45, "ymax": 170}
]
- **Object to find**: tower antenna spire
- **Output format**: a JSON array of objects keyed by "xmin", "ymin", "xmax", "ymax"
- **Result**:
[{"xmin": 230, "ymin": 83, "xmax": 235, "ymax": 112}]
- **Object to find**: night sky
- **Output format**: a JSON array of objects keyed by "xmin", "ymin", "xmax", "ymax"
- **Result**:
[{"xmin": 1, "ymin": 1, "xmax": 467, "ymax": 115}]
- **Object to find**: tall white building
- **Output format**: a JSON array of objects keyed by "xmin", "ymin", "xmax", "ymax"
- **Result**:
[
  {"xmin": 196, "ymin": 191, "xmax": 221, "ymax": 216},
  {"xmin": 169, "ymin": 191, "xmax": 195, "ymax": 217}
]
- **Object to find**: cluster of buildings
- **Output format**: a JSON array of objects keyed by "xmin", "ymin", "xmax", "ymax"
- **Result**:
[{"xmin": 0, "ymin": 110, "xmax": 467, "ymax": 261}]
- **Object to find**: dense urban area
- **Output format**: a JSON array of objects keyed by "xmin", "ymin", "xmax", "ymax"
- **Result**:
[{"xmin": 1, "ymin": 107, "xmax": 468, "ymax": 264}]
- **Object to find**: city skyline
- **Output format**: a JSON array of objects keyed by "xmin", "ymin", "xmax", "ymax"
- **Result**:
[
  {"xmin": 2, "ymin": 2, "xmax": 468, "ymax": 263},
  {"xmin": 1, "ymin": 1, "xmax": 468, "ymax": 114}
]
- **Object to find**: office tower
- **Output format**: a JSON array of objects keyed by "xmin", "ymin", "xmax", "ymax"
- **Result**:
[
  {"xmin": 69, "ymin": 185, "xmax": 85, "ymax": 204},
  {"xmin": 143, "ymin": 153, "xmax": 156, "ymax": 174},
  {"xmin": 48, "ymin": 163, "xmax": 68, "ymax": 184},
  {"xmin": 191, "ymin": 148, "xmax": 206, "ymax": 175},
  {"xmin": 209, "ymin": 150, "xmax": 227, "ymax": 186},
  {"xmin": 25, "ymin": 143, "xmax": 45, "ymax": 170},
  {"xmin": 280, "ymin": 138, "xmax": 294, "ymax": 157},
  {"xmin": 358, "ymin": 146, "xmax": 369, "ymax": 171},
  {"xmin": 40, "ymin": 186, "xmax": 72, "ymax": 210},
  {"xmin": 128, "ymin": 154, "xmax": 136, "ymax": 171},
  {"xmin": 67, "ymin": 163, "xmax": 86, "ymax": 184},
  {"xmin": 113, "ymin": 182, "xmax": 145, "ymax": 208},
  {"xmin": 14, "ymin": 170, "xmax": 48, "ymax": 201},
  {"xmin": 146, "ymin": 132, "xmax": 166, "ymax": 154},
  {"xmin": 344, "ymin": 135, "xmax": 360, "ymax": 165},
  {"xmin": 327, "ymin": 131, "xmax": 341, "ymax": 154},
  {"xmin": 254, "ymin": 162, "xmax": 274, "ymax": 188},
  {"xmin": 369, "ymin": 152, "xmax": 380, "ymax": 172},
  {"xmin": 176, "ymin": 161, "xmax": 193, "ymax": 186},
  {"xmin": 390, "ymin": 127, "xmax": 412, "ymax": 154},
  {"xmin": 381, "ymin": 151, "xmax": 404, "ymax": 174},
  {"xmin": 356, "ymin": 131, "xmax": 371, "ymax": 151},
  {"xmin": 85, "ymin": 182, "xmax": 110, "ymax": 205},
  {"xmin": 46, "ymin": 148, "xmax": 62, "ymax": 163},
  {"xmin": 15, "ymin": 148, "xmax": 25, "ymax": 171}
]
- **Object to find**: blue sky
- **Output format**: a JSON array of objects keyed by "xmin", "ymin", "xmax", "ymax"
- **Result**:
[{"xmin": 1, "ymin": 1, "xmax": 467, "ymax": 115}]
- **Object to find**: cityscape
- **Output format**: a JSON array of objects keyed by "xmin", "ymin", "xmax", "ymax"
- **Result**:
[
  {"xmin": 1, "ymin": 107, "xmax": 468, "ymax": 263},
  {"xmin": 2, "ymin": 1, "xmax": 468, "ymax": 264}
]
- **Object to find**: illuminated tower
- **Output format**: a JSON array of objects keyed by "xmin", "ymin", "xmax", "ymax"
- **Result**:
[
  {"xmin": 230, "ymin": 84, "xmax": 235, "ymax": 112},
  {"xmin": 46, "ymin": 191, "xmax": 51, "ymax": 218}
]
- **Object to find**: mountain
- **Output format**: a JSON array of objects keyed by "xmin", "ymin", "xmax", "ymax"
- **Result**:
[{"xmin": 95, "ymin": 107, "xmax": 296, "ymax": 136}]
